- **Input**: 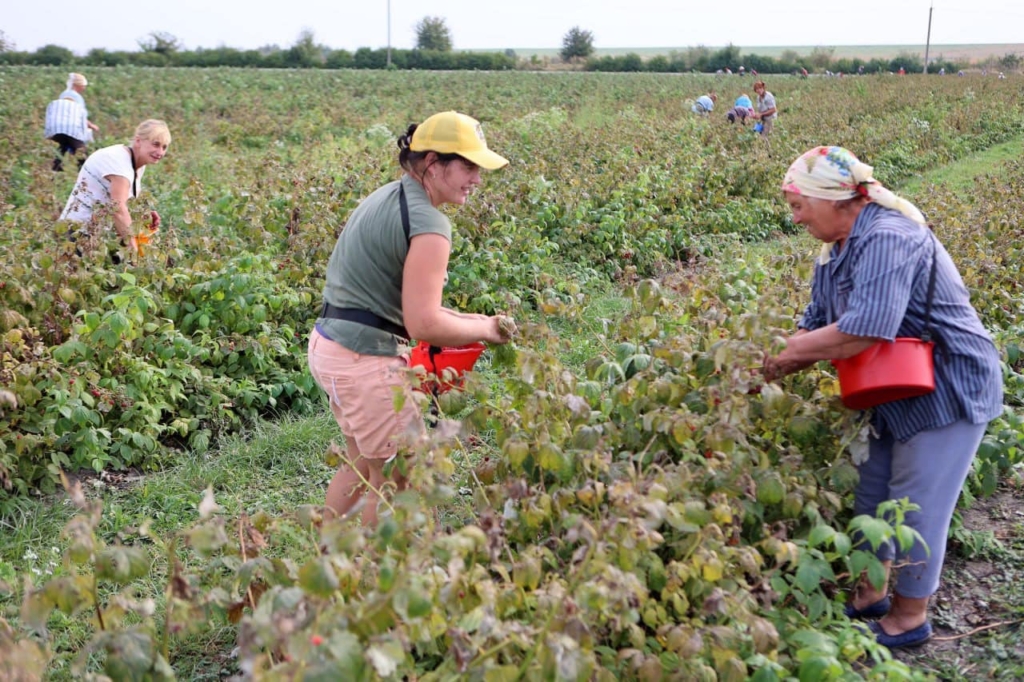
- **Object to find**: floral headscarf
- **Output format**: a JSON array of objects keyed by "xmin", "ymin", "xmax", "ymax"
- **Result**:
[{"xmin": 782, "ymin": 146, "xmax": 926, "ymax": 262}]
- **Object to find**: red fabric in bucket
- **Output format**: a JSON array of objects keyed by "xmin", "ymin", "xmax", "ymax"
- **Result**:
[{"xmin": 409, "ymin": 341, "xmax": 485, "ymax": 394}]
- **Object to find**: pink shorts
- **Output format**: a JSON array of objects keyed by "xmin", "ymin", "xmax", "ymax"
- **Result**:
[{"xmin": 307, "ymin": 328, "xmax": 425, "ymax": 460}]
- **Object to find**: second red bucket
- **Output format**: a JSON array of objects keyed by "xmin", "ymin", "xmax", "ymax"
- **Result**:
[{"xmin": 831, "ymin": 338, "xmax": 935, "ymax": 410}]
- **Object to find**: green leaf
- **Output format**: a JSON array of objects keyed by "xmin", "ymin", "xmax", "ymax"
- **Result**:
[
  {"xmin": 664, "ymin": 505, "xmax": 700, "ymax": 533},
  {"xmin": 21, "ymin": 590, "xmax": 54, "ymax": 633},
  {"xmin": 393, "ymin": 585, "xmax": 432, "ymax": 620},
  {"xmin": 749, "ymin": 666, "xmax": 782, "ymax": 682},
  {"xmin": 46, "ymin": 576, "xmax": 92, "ymax": 616},
  {"xmin": 485, "ymin": 666, "xmax": 523, "ymax": 682},
  {"xmin": 789, "ymin": 629, "xmax": 837, "ymax": 655},
  {"xmin": 459, "ymin": 606, "xmax": 486, "ymax": 633},
  {"xmin": 866, "ymin": 558, "xmax": 887, "ymax": 592},
  {"xmin": 504, "ymin": 440, "xmax": 529, "ymax": 469},
  {"xmin": 301, "ymin": 662, "xmax": 355, "ymax": 682},
  {"xmin": 378, "ymin": 559, "xmax": 395, "ymax": 592},
  {"xmin": 798, "ymin": 655, "xmax": 840, "ymax": 682},
  {"xmin": 808, "ymin": 525, "xmax": 836, "ymax": 549},
  {"xmin": 537, "ymin": 443, "xmax": 569, "ymax": 478},
  {"xmin": 794, "ymin": 560, "xmax": 823, "ymax": 595},
  {"xmin": 756, "ymin": 472, "xmax": 786, "ymax": 505},
  {"xmin": 325, "ymin": 632, "xmax": 367, "ymax": 678},
  {"xmin": 106, "ymin": 311, "xmax": 131, "ymax": 337},
  {"xmin": 895, "ymin": 525, "xmax": 925, "ymax": 554},
  {"xmin": 849, "ymin": 516, "xmax": 892, "ymax": 551},
  {"xmin": 94, "ymin": 546, "xmax": 151, "ymax": 585},
  {"xmin": 298, "ymin": 557, "xmax": 340, "ymax": 597},
  {"xmin": 366, "ymin": 640, "xmax": 404, "ymax": 678},
  {"xmin": 102, "ymin": 631, "xmax": 158, "ymax": 681},
  {"xmin": 187, "ymin": 519, "xmax": 229, "ymax": 556},
  {"xmin": 377, "ymin": 517, "xmax": 399, "ymax": 547},
  {"xmin": 52, "ymin": 340, "xmax": 89, "ymax": 362}
]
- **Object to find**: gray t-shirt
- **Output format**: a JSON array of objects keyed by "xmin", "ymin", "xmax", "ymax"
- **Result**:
[{"xmin": 317, "ymin": 174, "xmax": 451, "ymax": 356}]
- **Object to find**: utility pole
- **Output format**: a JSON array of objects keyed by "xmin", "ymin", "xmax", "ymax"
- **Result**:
[
  {"xmin": 385, "ymin": 0, "xmax": 391, "ymax": 67},
  {"xmin": 923, "ymin": 3, "xmax": 933, "ymax": 73}
]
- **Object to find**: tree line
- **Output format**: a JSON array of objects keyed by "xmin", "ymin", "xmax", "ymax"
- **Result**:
[{"xmin": 2, "ymin": 24, "xmax": 1017, "ymax": 74}]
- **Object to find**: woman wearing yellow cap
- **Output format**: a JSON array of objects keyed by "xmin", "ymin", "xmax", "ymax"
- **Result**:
[{"xmin": 308, "ymin": 111, "xmax": 515, "ymax": 527}]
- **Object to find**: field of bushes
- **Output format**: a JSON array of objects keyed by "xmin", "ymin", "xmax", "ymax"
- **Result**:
[{"xmin": 1, "ymin": 66, "xmax": 1023, "ymax": 679}]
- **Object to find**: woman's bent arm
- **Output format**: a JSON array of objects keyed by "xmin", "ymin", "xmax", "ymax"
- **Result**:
[
  {"xmin": 107, "ymin": 176, "xmax": 134, "ymax": 243},
  {"xmin": 402, "ymin": 233, "xmax": 505, "ymax": 345}
]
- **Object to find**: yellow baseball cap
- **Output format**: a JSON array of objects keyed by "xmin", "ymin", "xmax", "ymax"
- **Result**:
[{"xmin": 410, "ymin": 111, "xmax": 508, "ymax": 170}]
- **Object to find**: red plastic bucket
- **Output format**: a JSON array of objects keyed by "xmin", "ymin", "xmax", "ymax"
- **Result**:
[
  {"xmin": 831, "ymin": 338, "xmax": 935, "ymax": 410},
  {"xmin": 409, "ymin": 341, "xmax": 486, "ymax": 394}
]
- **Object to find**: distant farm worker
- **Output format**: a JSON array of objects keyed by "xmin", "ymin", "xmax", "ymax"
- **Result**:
[
  {"xmin": 692, "ymin": 92, "xmax": 717, "ymax": 115},
  {"xmin": 44, "ymin": 73, "xmax": 100, "ymax": 171},
  {"xmin": 60, "ymin": 119, "xmax": 170, "ymax": 255},
  {"xmin": 752, "ymin": 81, "xmax": 777, "ymax": 136},
  {"xmin": 763, "ymin": 146, "xmax": 1002, "ymax": 649},
  {"xmin": 725, "ymin": 94, "xmax": 754, "ymax": 124},
  {"xmin": 308, "ymin": 111, "xmax": 515, "ymax": 527}
]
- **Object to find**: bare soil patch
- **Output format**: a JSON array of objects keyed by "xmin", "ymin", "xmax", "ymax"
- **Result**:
[{"xmin": 896, "ymin": 486, "xmax": 1024, "ymax": 678}]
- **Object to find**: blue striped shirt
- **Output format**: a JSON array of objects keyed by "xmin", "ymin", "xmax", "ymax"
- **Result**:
[
  {"xmin": 799, "ymin": 203, "xmax": 1002, "ymax": 440},
  {"xmin": 45, "ymin": 98, "xmax": 90, "ymax": 142},
  {"xmin": 58, "ymin": 88, "xmax": 86, "ymax": 108}
]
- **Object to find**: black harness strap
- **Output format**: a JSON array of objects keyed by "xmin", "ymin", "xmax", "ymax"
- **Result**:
[
  {"xmin": 399, "ymin": 182, "xmax": 410, "ymax": 243},
  {"xmin": 318, "ymin": 181, "xmax": 414, "ymax": 340},
  {"xmin": 920, "ymin": 235, "xmax": 939, "ymax": 344}
]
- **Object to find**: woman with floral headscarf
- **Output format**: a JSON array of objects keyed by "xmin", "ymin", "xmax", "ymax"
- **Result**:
[{"xmin": 763, "ymin": 146, "xmax": 1002, "ymax": 649}]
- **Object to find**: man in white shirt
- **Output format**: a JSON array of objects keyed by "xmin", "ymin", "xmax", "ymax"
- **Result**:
[{"xmin": 45, "ymin": 73, "xmax": 99, "ymax": 171}]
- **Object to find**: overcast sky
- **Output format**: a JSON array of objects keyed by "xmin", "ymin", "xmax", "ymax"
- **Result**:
[{"xmin": 4, "ymin": 0, "xmax": 1023, "ymax": 54}]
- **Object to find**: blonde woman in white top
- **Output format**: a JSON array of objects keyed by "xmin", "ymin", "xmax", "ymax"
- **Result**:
[{"xmin": 61, "ymin": 120, "xmax": 171, "ymax": 254}]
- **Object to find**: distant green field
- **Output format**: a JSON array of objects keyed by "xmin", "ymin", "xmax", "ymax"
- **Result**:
[{"xmin": 494, "ymin": 43, "xmax": 1024, "ymax": 62}]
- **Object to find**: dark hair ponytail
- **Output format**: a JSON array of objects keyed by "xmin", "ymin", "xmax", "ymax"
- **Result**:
[{"xmin": 397, "ymin": 124, "xmax": 418, "ymax": 170}]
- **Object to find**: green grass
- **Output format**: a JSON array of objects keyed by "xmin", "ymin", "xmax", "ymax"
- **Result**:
[
  {"xmin": 900, "ymin": 136, "xmax": 1024, "ymax": 195},
  {"xmin": 0, "ymin": 411, "xmax": 342, "ymax": 539},
  {"xmin": 0, "ymin": 414, "xmax": 341, "ymax": 679}
]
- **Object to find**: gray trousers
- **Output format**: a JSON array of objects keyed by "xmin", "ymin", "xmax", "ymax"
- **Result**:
[{"xmin": 855, "ymin": 419, "xmax": 987, "ymax": 599}]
